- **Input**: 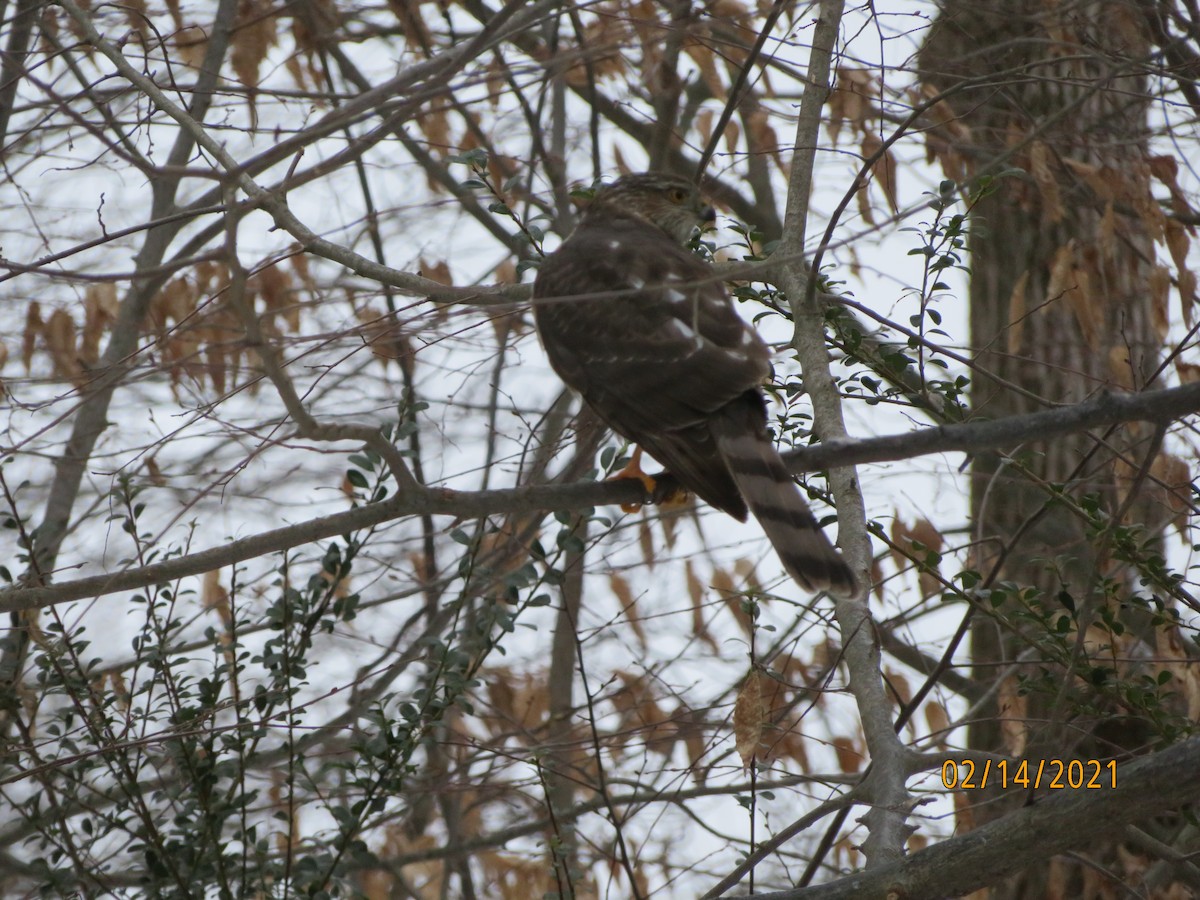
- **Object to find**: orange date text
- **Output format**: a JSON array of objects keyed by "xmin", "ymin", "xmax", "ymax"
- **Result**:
[{"xmin": 940, "ymin": 758, "xmax": 1116, "ymax": 790}]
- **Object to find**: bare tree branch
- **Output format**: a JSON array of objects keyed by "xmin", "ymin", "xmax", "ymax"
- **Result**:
[{"xmin": 3, "ymin": 379, "xmax": 1196, "ymax": 615}]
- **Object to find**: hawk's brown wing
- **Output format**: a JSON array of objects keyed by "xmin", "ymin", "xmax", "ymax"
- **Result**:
[{"xmin": 532, "ymin": 218, "xmax": 769, "ymax": 519}]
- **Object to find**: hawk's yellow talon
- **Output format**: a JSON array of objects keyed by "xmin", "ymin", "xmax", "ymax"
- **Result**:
[{"xmin": 610, "ymin": 446, "xmax": 656, "ymax": 511}]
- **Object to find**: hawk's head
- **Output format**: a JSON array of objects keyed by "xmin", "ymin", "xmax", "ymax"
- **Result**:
[{"xmin": 588, "ymin": 172, "xmax": 716, "ymax": 244}]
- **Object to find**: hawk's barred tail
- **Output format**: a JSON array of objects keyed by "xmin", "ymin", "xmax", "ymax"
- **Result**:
[{"xmin": 711, "ymin": 395, "xmax": 857, "ymax": 597}]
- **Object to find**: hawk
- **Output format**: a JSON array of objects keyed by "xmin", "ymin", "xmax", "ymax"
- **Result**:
[{"xmin": 532, "ymin": 172, "xmax": 856, "ymax": 596}]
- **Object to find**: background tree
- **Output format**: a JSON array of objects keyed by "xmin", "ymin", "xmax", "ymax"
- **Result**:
[
  {"xmin": 0, "ymin": 0, "xmax": 1197, "ymax": 897},
  {"xmin": 920, "ymin": 1, "xmax": 1200, "ymax": 895}
]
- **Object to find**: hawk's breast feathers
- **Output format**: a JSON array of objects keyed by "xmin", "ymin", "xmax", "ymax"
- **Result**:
[{"xmin": 535, "ymin": 213, "xmax": 769, "ymax": 425}]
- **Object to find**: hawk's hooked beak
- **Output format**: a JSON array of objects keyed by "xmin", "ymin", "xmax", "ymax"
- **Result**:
[{"xmin": 700, "ymin": 204, "xmax": 717, "ymax": 229}]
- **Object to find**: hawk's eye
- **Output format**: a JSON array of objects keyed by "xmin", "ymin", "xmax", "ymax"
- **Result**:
[{"xmin": 667, "ymin": 187, "xmax": 688, "ymax": 204}]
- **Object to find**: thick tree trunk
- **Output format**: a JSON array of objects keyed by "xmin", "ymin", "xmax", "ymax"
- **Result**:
[{"xmin": 921, "ymin": 1, "xmax": 1167, "ymax": 896}]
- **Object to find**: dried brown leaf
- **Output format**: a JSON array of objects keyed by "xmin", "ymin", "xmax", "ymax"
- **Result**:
[
  {"xmin": 709, "ymin": 0, "xmax": 750, "ymax": 18},
  {"xmin": 686, "ymin": 561, "xmax": 719, "ymax": 653},
  {"xmin": 231, "ymin": 0, "xmax": 277, "ymax": 97},
  {"xmin": 684, "ymin": 725, "xmax": 709, "ymax": 785},
  {"xmin": 723, "ymin": 119, "xmax": 740, "ymax": 156},
  {"xmin": 684, "ymin": 41, "xmax": 724, "ymax": 98},
  {"xmin": 769, "ymin": 725, "xmax": 810, "ymax": 771},
  {"xmin": 145, "ymin": 456, "xmax": 166, "ymax": 487},
  {"xmin": 859, "ymin": 132, "xmax": 897, "ymax": 217},
  {"xmin": 638, "ymin": 517, "xmax": 655, "ymax": 570},
  {"xmin": 659, "ymin": 506, "xmax": 679, "ymax": 548},
  {"xmin": 253, "ymin": 264, "xmax": 294, "ymax": 331},
  {"xmin": 122, "ymin": 0, "xmax": 148, "ymax": 36},
  {"xmin": 1006, "ymin": 268, "xmax": 1029, "ymax": 354},
  {"xmin": 859, "ymin": 132, "xmax": 898, "ymax": 215},
  {"xmin": 1072, "ymin": 249, "xmax": 1099, "ymax": 350},
  {"xmin": 420, "ymin": 258, "xmax": 453, "ymax": 287},
  {"xmin": 1046, "ymin": 241, "xmax": 1099, "ymax": 349},
  {"xmin": 918, "ymin": 82, "xmax": 966, "ymax": 135},
  {"xmin": 44, "ymin": 308, "xmax": 80, "ymax": 380},
  {"xmin": 695, "ymin": 107, "xmax": 713, "ymax": 151},
  {"xmin": 1150, "ymin": 453, "xmax": 1192, "ymax": 535},
  {"xmin": 609, "ymin": 572, "xmax": 646, "ymax": 649},
  {"xmin": 908, "ymin": 517, "xmax": 944, "ymax": 554},
  {"xmin": 1130, "ymin": 159, "xmax": 1168, "ymax": 242},
  {"xmin": 290, "ymin": 251, "xmax": 315, "ymax": 292},
  {"xmin": 22, "ymin": 301, "xmax": 42, "ymax": 371},
  {"xmin": 80, "ymin": 284, "xmax": 116, "ymax": 366},
  {"xmin": 1176, "ymin": 360, "xmax": 1200, "ymax": 384},
  {"xmin": 1061, "ymin": 156, "xmax": 1111, "ymax": 201},
  {"xmin": 1180, "ymin": 269, "xmax": 1198, "ymax": 329},
  {"xmin": 173, "ymin": 21, "xmax": 208, "ymax": 70},
  {"xmin": 829, "ymin": 67, "xmax": 873, "ymax": 144},
  {"xmin": 831, "ymin": 735, "xmax": 862, "ymax": 773},
  {"xmin": 1165, "ymin": 219, "xmax": 1192, "ymax": 282},
  {"xmin": 1150, "ymin": 154, "xmax": 1198, "ymax": 231},
  {"xmin": 733, "ymin": 669, "xmax": 766, "ymax": 768},
  {"xmin": 1149, "ymin": 154, "xmax": 1179, "ymax": 188},
  {"xmin": 889, "ymin": 515, "xmax": 943, "ymax": 590},
  {"xmin": 885, "ymin": 667, "xmax": 913, "ymax": 709},
  {"xmin": 954, "ymin": 785, "xmax": 976, "ymax": 833},
  {"xmin": 869, "ymin": 555, "xmax": 885, "ymax": 602},
  {"xmin": 1150, "ymin": 264, "xmax": 1171, "ymax": 338},
  {"xmin": 924, "ymin": 701, "xmax": 950, "ymax": 748},
  {"xmin": 917, "ymin": 84, "xmax": 971, "ymax": 180},
  {"xmin": 1107, "ymin": 345, "xmax": 1135, "ymax": 390},
  {"xmin": 484, "ymin": 666, "xmax": 547, "ymax": 732},
  {"xmin": 418, "ymin": 105, "xmax": 451, "ymax": 155},
  {"xmin": 283, "ymin": 53, "xmax": 307, "ymax": 91},
  {"xmin": 493, "ymin": 259, "xmax": 517, "ymax": 286},
  {"xmin": 745, "ymin": 107, "xmax": 782, "ymax": 172},
  {"xmin": 1165, "ymin": 220, "xmax": 1198, "ymax": 320},
  {"xmin": 1028, "ymin": 141, "xmax": 1062, "ymax": 223},
  {"xmin": 387, "ymin": 0, "xmax": 430, "ymax": 51},
  {"xmin": 712, "ymin": 567, "xmax": 752, "ymax": 636},
  {"xmin": 320, "ymin": 565, "xmax": 351, "ymax": 600},
  {"xmin": 202, "ymin": 568, "xmax": 232, "ymax": 629},
  {"xmin": 612, "ymin": 671, "xmax": 668, "ymax": 750},
  {"xmin": 876, "ymin": 146, "xmax": 899, "ymax": 214},
  {"xmin": 855, "ymin": 176, "xmax": 875, "ymax": 226},
  {"xmin": 732, "ymin": 557, "xmax": 761, "ymax": 594},
  {"xmin": 152, "ymin": 275, "xmax": 196, "ymax": 331},
  {"xmin": 107, "ymin": 671, "xmax": 131, "ymax": 713},
  {"xmin": 1097, "ymin": 201, "xmax": 1117, "ymax": 262},
  {"xmin": 564, "ymin": 32, "xmax": 626, "ymax": 88}
]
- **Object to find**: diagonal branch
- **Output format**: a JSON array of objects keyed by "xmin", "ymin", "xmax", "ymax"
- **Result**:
[{"xmin": 2, "ymin": 380, "xmax": 1197, "ymax": 615}]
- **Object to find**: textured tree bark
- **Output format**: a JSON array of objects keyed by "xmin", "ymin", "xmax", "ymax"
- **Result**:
[{"xmin": 920, "ymin": 1, "xmax": 1167, "ymax": 896}]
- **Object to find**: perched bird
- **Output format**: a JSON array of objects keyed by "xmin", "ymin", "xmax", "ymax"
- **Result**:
[{"xmin": 532, "ymin": 172, "xmax": 856, "ymax": 596}]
